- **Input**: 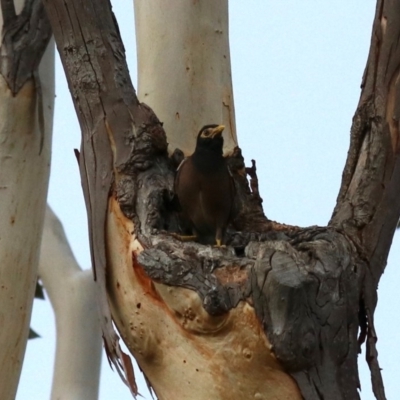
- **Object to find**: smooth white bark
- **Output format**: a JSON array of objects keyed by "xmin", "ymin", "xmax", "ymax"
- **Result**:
[
  {"xmin": 39, "ymin": 206, "xmax": 102, "ymax": 400},
  {"xmin": 0, "ymin": 35, "xmax": 54, "ymax": 400},
  {"xmin": 134, "ymin": 0, "xmax": 237, "ymax": 155}
]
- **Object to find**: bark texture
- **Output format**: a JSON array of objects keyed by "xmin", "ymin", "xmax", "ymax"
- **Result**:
[
  {"xmin": 0, "ymin": 0, "xmax": 51, "ymax": 94},
  {"xmin": 44, "ymin": 0, "xmax": 400, "ymax": 399},
  {"xmin": 330, "ymin": 2, "xmax": 400, "ymax": 398}
]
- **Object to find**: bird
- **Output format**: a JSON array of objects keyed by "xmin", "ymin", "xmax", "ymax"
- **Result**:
[{"xmin": 174, "ymin": 124, "xmax": 235, "ymax": 246}]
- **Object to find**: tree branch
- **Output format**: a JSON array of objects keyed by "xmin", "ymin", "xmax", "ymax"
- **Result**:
[
  {"xmin": 0, "ymin": 0, "xmax": 52, "ymax": 94},
  {"xmin": 39, "ymin": 206, "xmax": 102, "ymax": 400},
  {"xmin": 0, "ymin": 5, "xmax": 54, "ymax": 396},
  {"xmin": 42, "ymin": 0, "xmax": 149, "ymax": 394},
  {"xmin": 0, "ymin": 0, "xmax": 17, "ymax": 25},
  {"xmin": 329, "ymin": 1, "xmax": 400, "ymax": 397}
]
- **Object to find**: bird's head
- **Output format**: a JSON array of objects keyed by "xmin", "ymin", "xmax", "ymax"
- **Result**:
[{"xmin": 195, "ymin": 124, "xmax": 225, "ymax": 154}]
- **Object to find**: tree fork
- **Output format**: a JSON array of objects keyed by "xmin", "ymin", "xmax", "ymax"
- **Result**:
[{"xmin": 43, "ymin": 0, "xmax": 400, "ymax": 399}]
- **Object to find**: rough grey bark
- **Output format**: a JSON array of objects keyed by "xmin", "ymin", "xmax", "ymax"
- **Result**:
[
  {"xmin": 329, "ymin": 1, "xmax": 400, "ymax": 398},
  {"xmin": 0, "ymin": 0, "xmax": 51, "ymax": 94},
  {"xmin": 43, "ymin": 0, "xmax": 399, "ymax": 399}
]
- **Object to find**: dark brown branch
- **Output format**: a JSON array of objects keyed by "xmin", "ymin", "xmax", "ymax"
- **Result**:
[
  {"xmin": 245, "ymin": 159, "xmax": 262, "ymax": 204},
  {"xmin": 0, "ymin": 0, "xmax": 17, "ymax": 24},
  {"xmin": 0, "ymin": 0, "xmax": 52, "ymax": 95},
  {"xmin": 331, "ymin": 0, "xmax": 400, "ymax": 281},
  {"xmin": 330, "ymin": 2, "xmax": 400, "ymax": 396}
]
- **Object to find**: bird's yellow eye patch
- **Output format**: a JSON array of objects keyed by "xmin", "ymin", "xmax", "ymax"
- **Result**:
[
  {"xmin": 199, "ymin": 125, "xmax": 225, "ymax": 139},
  {"xmin": 200, "ymin": 129, "xmax": 212, "ymax": 138}
]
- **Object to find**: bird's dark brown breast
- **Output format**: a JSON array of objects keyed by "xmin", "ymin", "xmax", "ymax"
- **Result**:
[{"xmin": 175, "ymin": 156, "xmax": 235, "ymax": 244}]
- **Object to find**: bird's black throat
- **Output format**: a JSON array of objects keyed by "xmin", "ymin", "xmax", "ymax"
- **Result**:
[{"xmin": 191, "ymin": 145, "xmax": 226, "ymax": 174}]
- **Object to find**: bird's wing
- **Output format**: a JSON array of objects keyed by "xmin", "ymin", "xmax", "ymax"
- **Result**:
[
  {"xmin": 173, "ymin": 157, "xmax": 191, "ymax": 213},
  {"xmin": 176, "ymin": 157, "xmax": 188, "ymax": 172},
  {"xmin": 227, "ymin": 165, "xmax": 238, "ymax": 221},
  {"xmin": 227, "ymin": 164, "xmax": 234, "ymax": 178},
  {"xmin": 174, "ymin": 157, "xmax": 188, "ymax": 191}
]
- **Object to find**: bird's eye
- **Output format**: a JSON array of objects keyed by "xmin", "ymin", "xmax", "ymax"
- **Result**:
[{"xmin": 201, "ymin": 130, "xmax": 211, "ymax": 138}]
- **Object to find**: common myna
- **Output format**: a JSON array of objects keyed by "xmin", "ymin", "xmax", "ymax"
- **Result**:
[{"xmin": 174, "ymin": 124, "xmax": 235, "ymax": 246}]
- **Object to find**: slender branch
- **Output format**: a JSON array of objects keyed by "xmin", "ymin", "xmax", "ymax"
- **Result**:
[
  {"xmin": 0, "ymin": 0, "xmax": 17, "ymax": 26},
  {"xmin": 0, "ymin": 0, "xmax": 52, "ymax": 94}
]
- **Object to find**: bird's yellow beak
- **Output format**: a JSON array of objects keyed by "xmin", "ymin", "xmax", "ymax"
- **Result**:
[{"xmin": 210, "ymin": 125, "xmax": 225, "ymax": 138}]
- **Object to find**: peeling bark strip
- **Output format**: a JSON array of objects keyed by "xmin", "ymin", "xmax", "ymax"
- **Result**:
[
  {"xmin": 0, "ymin": 0, "xmax": 51, "ymax": 94},
  {"xmin": 44, "ymin": 0, "xmax": 399, "ymax": 399}
]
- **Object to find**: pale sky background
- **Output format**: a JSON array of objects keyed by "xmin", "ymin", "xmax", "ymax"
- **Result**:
[{"xmin": 16, "ymin": 1, "xmax": 400, "ymax": 399}]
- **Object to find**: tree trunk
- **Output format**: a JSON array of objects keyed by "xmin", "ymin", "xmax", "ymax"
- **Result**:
[
  {"xmin": 39, "ymin": 206, "xmax": 102, "ymax": 400},
  {"xmin": 134, "ymin": 0, "xmax": 237, "ymax": 155},
  {"xmin": 0, "ymin": 1, "xmax": 53, "ymax": 399},
  {"xmin": 42, "ymin": 0, "xmax": 400, "ymax": 399},
  {"xmin": 329, "ymin": 2, "xmax": 400, "ymax": 397}
]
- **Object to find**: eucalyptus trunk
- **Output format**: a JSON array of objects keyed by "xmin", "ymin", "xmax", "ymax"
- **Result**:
[{"xmin": 0, "ymin": 1, "xmax": 53, "ymax": 398}]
